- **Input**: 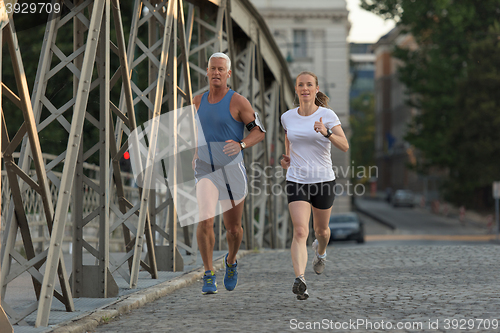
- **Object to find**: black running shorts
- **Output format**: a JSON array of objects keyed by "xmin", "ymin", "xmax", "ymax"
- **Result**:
[{"xmin": 286, "ymin": 180, "xmax": 336, "ymax": 209}]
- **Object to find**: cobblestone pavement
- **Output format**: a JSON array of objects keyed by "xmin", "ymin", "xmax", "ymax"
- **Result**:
[{"xmin": 92, "ymin": 244, "xmax": 500, "ymax": 333}]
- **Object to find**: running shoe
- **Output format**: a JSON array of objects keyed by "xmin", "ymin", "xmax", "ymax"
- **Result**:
[
  {"xmin": 202, "ymin": 270, "xmax": 217, "ymax": 294},
  {"xmin": 223, "ymin": 253, "xmax": 238, "ymax": 291},
  {"xmin": 297, "ymin": 290, "xmax": 309, "ymax": 300},
  {"xmin": 292, "ymin": 275, "xmax": 309, "ymax": 300},
  {"xmin": 312, "ymin": 239, "xmax": 326, "ymax": 275}
]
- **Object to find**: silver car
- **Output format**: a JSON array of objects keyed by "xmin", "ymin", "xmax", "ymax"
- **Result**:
[
  {"xmin": 329, "ymin": 212, "xmax": 365, "ymax": 244},
  {"xmin": 391, "ymin": 189, "xmax": 415, "ymax": 207}
]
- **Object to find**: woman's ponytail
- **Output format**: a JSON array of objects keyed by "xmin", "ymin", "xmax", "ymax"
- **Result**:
[{"xmin": 315, "ymin": 91, "xmax": 329, "ymax": 107}]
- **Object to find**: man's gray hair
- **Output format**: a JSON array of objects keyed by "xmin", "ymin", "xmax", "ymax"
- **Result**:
[{"xmin": 208, "ymin": 52, "xmax": 231, "ymax": 71}]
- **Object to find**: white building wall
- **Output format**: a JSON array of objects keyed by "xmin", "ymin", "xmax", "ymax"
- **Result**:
[{"xmin": 250, "ymin": 0, "xmax": 352, "ymax": 212}]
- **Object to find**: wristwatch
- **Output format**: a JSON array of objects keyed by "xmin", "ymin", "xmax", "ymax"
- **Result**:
[
  {"xmin": 240, "ymin": 141, "xmax": 247, "ymax": 150},
  {"xmin": 324, "ymin": 128, "xmax": 333, "ymax": 138}
]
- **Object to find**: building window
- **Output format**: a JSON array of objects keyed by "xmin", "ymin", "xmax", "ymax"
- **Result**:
[{"xmin": 293, "ymin": 29, "xmax": 307, "ymax": 58}]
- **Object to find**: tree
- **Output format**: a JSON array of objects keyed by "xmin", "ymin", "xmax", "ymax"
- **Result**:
[
  {"xmin": 446, "ymin": 23, "xmax": 500, "ymax": 209},
  {"xmin": 361, "ymin": 0, "xmax": 500, "ymax": 209},
  {"xmin": 350, "ymin": 92, "xmax": 375, "ymax": 182}
]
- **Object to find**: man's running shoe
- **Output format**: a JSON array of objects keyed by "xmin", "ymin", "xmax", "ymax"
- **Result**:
[
  {"xmin": 202, "ymin": 270, "xmax": 217, "ymax": 294},
  {"xmin": 223, "ymin": 253, "xmax": 238, "ymax": 291},
  {"xmin": 292, "ymin": 275, "xmax": 308, "ymax": 300},
  {"xmin": 312, "ymin": 239, "xmax": 326, "ymax": 275}
]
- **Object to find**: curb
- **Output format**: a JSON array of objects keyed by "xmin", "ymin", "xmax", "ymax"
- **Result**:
[
  {"xmin": 354, "ymin": 202, "xmax": 397, "ymax": 230},
  {"xmin": 49, "ymin": 250, "xmax": 252, "ymax": 333}
]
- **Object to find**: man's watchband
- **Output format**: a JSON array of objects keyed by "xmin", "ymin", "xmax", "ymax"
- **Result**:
[{"xmin": 239, "ymin": 141, "xmax": 247, "ymax": 150}]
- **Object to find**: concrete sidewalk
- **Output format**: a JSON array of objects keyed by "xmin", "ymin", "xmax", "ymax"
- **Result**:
[
  {"xmin": 90, "ymin": 244, "xmax": 500, "ymax": 333},
  {"xmin": 10, "ymin": 250, "xmax": 250, "ymax": 333}
]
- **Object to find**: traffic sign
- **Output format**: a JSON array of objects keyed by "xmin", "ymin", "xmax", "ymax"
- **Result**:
[{"xmin": 493, "ymin": 181, "xmax": 500, "ymax": 199}]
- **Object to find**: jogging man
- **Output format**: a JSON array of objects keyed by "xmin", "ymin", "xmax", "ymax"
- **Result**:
[{"xmin": 192, "ymin": 52, "xmax": 265, "ymax": 294}]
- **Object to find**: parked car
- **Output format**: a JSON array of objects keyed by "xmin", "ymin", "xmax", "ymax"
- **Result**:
[
  {"xmin": 391, "ymin": 189, "xmax": 415, "ymax": 207},
  {"xmin": 328, "ymin": 212, "xmax": 364, "ymax": 244}
]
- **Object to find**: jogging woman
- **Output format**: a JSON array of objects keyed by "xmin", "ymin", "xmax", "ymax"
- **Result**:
[{"xmin": 280, "ymin": 71, "xmax": 349, "ymax": 300}]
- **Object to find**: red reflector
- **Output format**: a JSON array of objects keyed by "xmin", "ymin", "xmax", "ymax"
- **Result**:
[{"xmin": 124, "ymin": 151, "xmax": 130, "ymax": 160}]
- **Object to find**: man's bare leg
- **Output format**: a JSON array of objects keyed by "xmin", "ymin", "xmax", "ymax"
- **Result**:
[
  {"xmin": 197, "ymin": 218, "xmax": 215, "ymax": 271},
  {"xmin": 196, "ymin": 179, "xmax": 219, "ymax": 272},
  {"xmin": 221, "ymin": 199, "xmax": 245, "ymax": 265}
]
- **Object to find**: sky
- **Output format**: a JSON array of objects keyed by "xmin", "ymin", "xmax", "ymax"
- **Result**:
[{"xmin": 346, "ymin": 0, "xmax": 396, "ymax": 43}]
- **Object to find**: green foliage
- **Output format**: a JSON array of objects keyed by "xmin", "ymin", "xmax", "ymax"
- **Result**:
[
  {"xmin": 362, "ymin": 0, "xmax": 500, "ymax": 209},
  {"xmin": 445, "ymin": 22, "xmax": 500, "ymax": 208},
  {"xmin": 350, "ymin": 92, "xmax": 375, "ymax": 181},
  {"xmin": 101, "ymin": 315, "xmax": 112, "ymax": 323}
]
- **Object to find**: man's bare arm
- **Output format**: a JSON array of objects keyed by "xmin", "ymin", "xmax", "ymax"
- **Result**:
[{"xmin": 236, "ymin": 94, "xmax": 265, "ymax": 148}]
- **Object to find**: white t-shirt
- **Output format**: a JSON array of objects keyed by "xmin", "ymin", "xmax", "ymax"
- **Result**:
[{"xmin": 281, "ymin": 106, "xmax": 341, "ymax": 184}]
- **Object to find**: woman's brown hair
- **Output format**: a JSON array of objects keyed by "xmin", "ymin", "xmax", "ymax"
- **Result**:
[{"xmin": 295, "ymin": 71, "xmax": 330, "ymax": 108}]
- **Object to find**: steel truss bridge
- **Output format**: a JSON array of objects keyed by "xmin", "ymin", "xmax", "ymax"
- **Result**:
[{"xmin": 0, "ymin": 0, "xmax": 294, "ymax": 328}]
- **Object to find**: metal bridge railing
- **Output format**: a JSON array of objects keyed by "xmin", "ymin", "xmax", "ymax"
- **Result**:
[
  {"xmin": 1, "ymin": 0, "xmax": 294, "ymax": 327},
  {"xmin": 1, "ymin": 154, "xmax": 143, "ymax": 253}
]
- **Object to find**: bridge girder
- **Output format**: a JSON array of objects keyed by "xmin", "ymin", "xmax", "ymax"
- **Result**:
[{"xmin": 0, "ymin": 0, "xmax": 293, "ymax": 327}]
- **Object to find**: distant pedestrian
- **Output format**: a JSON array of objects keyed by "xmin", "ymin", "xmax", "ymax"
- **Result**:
[
  {"xmin": 280, "ymin": 71, "xmax": 349, "ymax": 300},
  {"xmin": 386, "ymin": 187, "xmax": 393, "ymax": 203},
  {"xmin": 192, "ymin": 53, "xmax": 265, "ymax": 295}
]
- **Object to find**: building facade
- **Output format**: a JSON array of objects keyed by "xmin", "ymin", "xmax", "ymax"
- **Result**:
[
  {"xmin": 250, "ymin": 0, "xmax": 352, "ymax": 212},
  {"xmin": 349, "ymin": 43, "xmax": 375, "ymax": 103},
  {"xmin": 372, "ymin": 27, "xmax": 425, "ymax": 194}
]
